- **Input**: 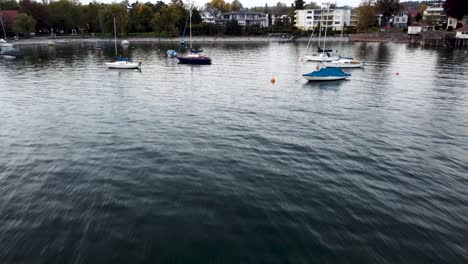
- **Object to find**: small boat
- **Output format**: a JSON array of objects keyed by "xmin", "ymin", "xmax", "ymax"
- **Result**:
[
  {"xmin": 323, "ymin": 58, "xmax": 364, "ymax": 68},
  {"xmin": 0, "ymin": 39, "xmax": 12, "ymax": 49},
  {"xmin": 167, "ymin": 49, "xmax": 177, "ymax": 58},
  {"xmin": 304, "ymin": 52, "xmax": 340, "ymax": 62},
  {"xmin": 177, "ymin": 53, "xmax": 211, "ymax": 65},
  {"xmin": 105, "ymin": 59, "xmax": 141, "ymax": 69},
  {"xmin": 303, "ymin": 66, "xmax": 351, "ymax": 81},
  {"xmin": 0, "ymin": 47, "xmax": 24, "ymax": 59},
  {"xmin": 106, "ymin": 17, "xmax": 141, "ymax": 69}
]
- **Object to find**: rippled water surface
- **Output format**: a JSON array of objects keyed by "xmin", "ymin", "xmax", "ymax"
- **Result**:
[{"xmin": 1, "ymin": 41, "xmax": 468, "ymax": 263}]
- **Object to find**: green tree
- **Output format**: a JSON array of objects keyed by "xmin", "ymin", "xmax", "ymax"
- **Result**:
[
  {"xmin": 19, "ymin": 0, "xmax": 51, "ymax": 32},
  {"xmin": 13, "ymin": 12, "xmax": 36, "ymax": 33},
  {"xmin": 294, "ymin": 0, "xmax": 304, "ymax": 10},
  {"xmin": 81, "ymin": 2, "xmax": 104, "ymax": 33},
  {"xmin": 357, "ymin": 4, "xmax": 377, "ymax": 31},
  {"xmin": 152, "ymin": 5, "xmax": 177, "ymax": 36},
  {"xmin": 0, "ymin": 0, "xmax": 19, "ymax": 10},
  {"xmin": 304, "ymin": 2, "xmax": 319, "ymax": 9},
  {"xmin": 443, "ymin": 0, "xmax": 467, "ymax": 20},
  {"xmin": 376, "ymin": 0, "xmax": 401, "ymax": 25},
  {"xmin": 99, "ymin": 2, "xmax": 128, "ymax": 34},
  {"xmin": 225, "ymin": 19, "xmax": 241, "ymax": 35},
  {"xmin": 209, "ymin": 0, "xmax": 229, "ymax": 12},
  {"xmin": 230, "ymin": 0, "xmax": 243, "ymax": 11},
  {"xmin": 47, "ymin": 0, "xmax": 81, "ymax": 33}
]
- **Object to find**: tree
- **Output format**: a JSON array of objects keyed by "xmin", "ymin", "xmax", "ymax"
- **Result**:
[
  {"xmin": 225, "ymin": 19, "xmax": 241, "ymax": 35},
  {"xmin": 47, "ymin": 0, "xmax": 82, "ymax": 33},
  {"xmin": 304, "ymin": 2, "xmax": 319, "ymax": 9},
  {"xmin": 443, "ymin": 0, "xmax": 467, "ymax": 20},
  {"xmin": 209, "ymin": 0, "xmax": 229, "ymax": 12},
  {"xmin": 357, "ymin": 4, "xmax": 377, "ymax": 31},
  {"xmin": 99, "ymin": 2, "xmax": 128, "ymax": 34},
  {"xmin": 19, "ymin": 0, "xmax": 51, "ymax": 33},
  {"xmin": 0, "ymin": 0, "xmax": 19, "ymax": 10},
  {"xmin": 230, "ymin": 0, "xmax": 243, "ymax": 11},
  {"xmin": 415, "ymin": 12, "xmax": 422, "ymax": 22},
  {"xmin": 13, "ymin": 13, "xmax": 36, "ymax": 34},
  {"xmin": 376, "ymin": 0, "xmax": 401, "ymax": 25},
  {"xmin": 294, "ymin": 0, "xmax": 304, "ymax": 10}
]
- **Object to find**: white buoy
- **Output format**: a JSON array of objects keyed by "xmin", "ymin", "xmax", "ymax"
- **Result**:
[{"xmin": 121, "ymin": 40, "xmax": 130, "ymax": 46}]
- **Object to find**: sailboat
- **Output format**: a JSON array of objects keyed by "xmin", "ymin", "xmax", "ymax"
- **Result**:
[
  {"xmin": 105, "ymin": 17, "xmax": 141, "ymax": 69},
  {"xmin": 176, "ymin": 6, "xmax": 211, "ymax": 65},
  {"xmin": 0, "ymin": 16, "xmax": 13, "ymax": 50},
  {"xmin": 0, "ymin": 16, "xmax": 24, "ymax": 59},
  {"xmin": 304, "ymin": 4, "xmax": 339, "ymax": 62},
  {"xmin": 323, "ymin": 22, "xmax": 364, "ymax": 68}
]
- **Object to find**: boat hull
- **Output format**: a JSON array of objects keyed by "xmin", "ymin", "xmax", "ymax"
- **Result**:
[
  {"xmin": 106, "ymin": 61, "xmax": 141, "ymax": 69},
  {"xmin": 303, "ymin": 75, "xmax": 349, "ymax": 81},
  {"xmin": 177, "ymin": 56, "xmax": 212, "ymax": 65},
  {"xmin": 304, "ymin": 55, "xmax": 339, "ymax": 62},
  {"xmin": 323, "ymin": 62, "xmax": 364, "ymax": 68},
  {"xmin": 302, "ymin": 67, "xmax": 351, "ymax": 81}
]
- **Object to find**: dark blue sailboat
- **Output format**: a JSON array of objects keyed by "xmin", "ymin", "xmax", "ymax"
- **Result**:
[{"xmin": 175, "ymin": 6, "xmax": 211, "ymax": 65}]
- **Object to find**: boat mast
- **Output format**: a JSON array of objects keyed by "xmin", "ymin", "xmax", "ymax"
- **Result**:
[
  {"xmin": 339, "ymin": 21, "xmax": 344, "ymax": 54},
  {"xmin": 322, "ymin": 3, "xmax": 329, "ymax": 54},
  {"xmin": 317, "ymin": 9, "xmax": 323, "ymax": 49},
  {"xmin": 0, "ymin": 16, "xmax": 7, "ymax": 40},
  {"xmin": 189, "ymin": 5, "xmax": 192, "ymax": 49},
  {"xmin": 113, "ymin": 17, "xmax": 117, "ymax": 57}
]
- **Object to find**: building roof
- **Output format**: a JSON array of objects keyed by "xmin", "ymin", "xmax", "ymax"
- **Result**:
[
  {"xmin": 203, "ymin": 7, "xmax": 220, "ymax": 17},
  {"xmin": 0, "ymin": 10, "xmax": 19, "ymax": 24},
  {"xmin": 222, "ymin": 11, "xmax": 266, "ymax": 16},
  {"xmin": 455, "ymin": 25, "xmax": 468, "ymax": 32}
]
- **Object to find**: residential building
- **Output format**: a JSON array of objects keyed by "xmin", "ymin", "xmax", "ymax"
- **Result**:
[
  {"xmin": 423, "ymin": 4, "xmax": 447, "ymax": 27},
  {"xmin": 350, "ymin": 9, "xmax": 358, "ymax": 28},
  {"xmin": 393, "ymin": 12, "xmax": 408, "ymax": 27},
  {"xmin": 217, "ymin": 11, "xmax": 269, "ymax": 27},
  {"xmin": 294, "ymin": 8, "xmax": 354, "ymax": 31},
  {"xmin": 455, "ymin": 25, "xmax": 468, "ymax": 39},
  {"xmin": 201, "ymin": 7, "xmax": 221, "ymax": 24},
  {"xmin": 447, "ymin": 15, "xmax": 468, "ymax": 30}
]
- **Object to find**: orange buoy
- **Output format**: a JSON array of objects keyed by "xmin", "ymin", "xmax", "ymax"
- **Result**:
[
  {"xmin": 271, "ymin": 77, "xmax": 276, "ymax": 84},
  {"xmin": 396, "ymin": 72, "xmax": 400, "ymax": 76}
]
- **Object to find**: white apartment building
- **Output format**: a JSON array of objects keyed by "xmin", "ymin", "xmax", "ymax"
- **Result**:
[
  {"xmin": 294, "ymin": 8, "xmax": 354, "ymax": 31},
  {"xmin": 423, "ymin": 4, "xmax": 447, "ymax": 27}
]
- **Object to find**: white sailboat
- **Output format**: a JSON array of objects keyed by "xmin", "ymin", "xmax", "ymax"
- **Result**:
[
  {"xmin": 323, "ymin": 21, "xmax": 364, "ymax": 68},
  {"xmin": 0, "ymin": 16, "xmax": 13, "ymax": 50},
  {"xmin": 304, "ymin": 3, "xmax": 339, "ymax": 62},
  {"xmin": 105, "ymin": 17, "xmax": 141, "ymax": 69}
]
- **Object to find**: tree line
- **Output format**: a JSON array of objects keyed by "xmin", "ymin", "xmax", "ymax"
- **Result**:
[{"xmin": 0, "ymin": 0, "xmax": 297, "ymax": 37}]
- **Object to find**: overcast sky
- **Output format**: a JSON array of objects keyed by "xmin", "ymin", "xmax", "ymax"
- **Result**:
[{"xmin": 81, "ymin": 0, "xmax": 362, "ymax": 8}]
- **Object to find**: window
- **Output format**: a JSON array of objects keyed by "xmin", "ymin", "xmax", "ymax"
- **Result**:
[
  {"xmin": 335, "ymin": 21, "xmax": 340, "ymax": 24},
  {"xmin": 395, "ymin": 18, "xmax": 399, "ymax": 22},
  {"xmin": 307, "ymin": 11, "xmax": 312, "ymax": 14},
  {"xmin": 307, "ymin": 16, "xmax": 312, "ymax": 19}
]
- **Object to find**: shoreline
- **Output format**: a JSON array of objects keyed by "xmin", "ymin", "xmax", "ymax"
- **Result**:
[{"xmin": 9, "ymin": 35, "xmax": 411, "ymax": 46}]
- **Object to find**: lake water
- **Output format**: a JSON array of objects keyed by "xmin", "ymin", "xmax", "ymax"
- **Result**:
[{"xmin": 0, "ymin": 41, "xmax": 467, "ymax": 263}]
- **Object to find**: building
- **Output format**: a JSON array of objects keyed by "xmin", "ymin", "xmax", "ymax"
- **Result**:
[
  {"xmin": 393, "ymin": 12, "xmax": 408, "ymax": 27},
  {"xmin": 0, "ymin": 10, "xmax": 19, "ymax": 32},
  {"xmin": 423, "ymin": 4, "xmax": 447, "ymax": 27},
  {"xmin": 200, "ymin": 7, "xmax": 221, "ymax": 24},
  {"xmin": 217, "ymin": 11, "xmax": 269, "ymax": 27},
  {"xmin": 294, "ymin": 8, "xmax": 354, "ymax": 31},
  {"xmin": 447, "ymin": 15, "xmax": 468, "ymax": 30},
  {"xmin": 455, "ymin": 25, "xmax": 468, "ymax": 39}
]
